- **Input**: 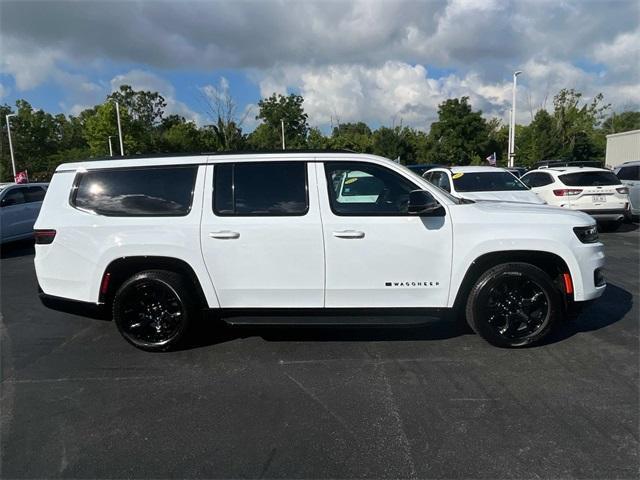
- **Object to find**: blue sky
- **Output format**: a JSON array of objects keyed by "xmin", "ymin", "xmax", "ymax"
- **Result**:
[{"xmin": 1, "ymin": 0, "xmax": 638, "ymax": 132}]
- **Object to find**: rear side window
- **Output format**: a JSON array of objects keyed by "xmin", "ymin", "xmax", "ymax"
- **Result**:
[
  {"xmin": 25, "ymin": 186, "xmax": 46, "ymax": 203},
  {"xmin": 521, "ymin": 172, "xmax": 553, "ymax": 188},
  {"xmin": 72, "ymin": 166, "xmax": 197, "ymax": 216},
  {"xmin": 1, "ymin": 188, "xmax": 26, "ymax": 207},
  {"xmin": 617, "ymin": 166, "xmax": 640, "ymax": 181},
  {"xmin": 214, "ymin": 162, "xmax": 308, "ymax": 216},
  {"xmin": 559, "ymin": 171, "xmax": 620, "ymax": 187}
]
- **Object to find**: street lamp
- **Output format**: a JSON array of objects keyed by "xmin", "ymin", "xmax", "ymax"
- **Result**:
[
  {"xmin": 108, "ymin": 135, "xmax": 116, "ymax": 157},
  {"xmin": 5, "ymin": 113, "xmax": 17, "ymax": 178},
  {"xmin": 508, "ymin": 70, "xmax": 522, "ymax": 168},
  {"xmin": 281, "ymin": 119, "xmax": 285, "ymax": 150},
  {"xmin": 114, "ymin": 101, "xmax": 124, "ymax": 156}
]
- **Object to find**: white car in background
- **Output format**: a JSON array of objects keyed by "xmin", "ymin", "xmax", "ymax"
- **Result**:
[
  {"xmin": 614, "ymin": 161, "xmax": 639, "ymax": 219},
  {"xmin": 521, "ymin": 167, "xmax": 630, "ymax": 228},
  {"xmin": 423, "ymin": 166, "xmax": 544, "ymax": 204},
  {"xmin": 0, "ymin": 183, "xmax": 49, "ymax": 244}
]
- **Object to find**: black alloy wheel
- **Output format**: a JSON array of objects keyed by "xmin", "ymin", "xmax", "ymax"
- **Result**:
[
  {"xmin": 113, "ymin": 270, "xmax": 196, "ymax": 351},
  {"xmin": 466, "ymin": 263, "xmax": 563, "ymax": 347}
]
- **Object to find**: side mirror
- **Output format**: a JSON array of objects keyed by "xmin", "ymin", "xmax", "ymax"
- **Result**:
[{"xmin": 408, "ymin": 190, "xmax": 443, "ymax": 215}]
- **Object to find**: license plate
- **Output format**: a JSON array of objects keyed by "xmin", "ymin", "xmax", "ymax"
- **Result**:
[{"xmin": 592, "ymin": 195, "xmax": 606, "ymax": 203}]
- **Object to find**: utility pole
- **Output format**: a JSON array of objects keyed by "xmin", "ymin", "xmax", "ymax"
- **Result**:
[
  {"xmin": 115, "ymin": 101, "xmax": 124, "ymax": 156},
  {"xmin": 508, "ymin": 70, "xmax": 522, "ymax": 168},
  {"xmin": 281, "ymin": 119, "xmax": 285, "ymax": 150},
  {"xmin": 5, "ymin": 113, "xmax": 17, "ymax": 178},
  {"xmin": 108, "ymin": 136, "xmax": 115, "ymax": 157}
]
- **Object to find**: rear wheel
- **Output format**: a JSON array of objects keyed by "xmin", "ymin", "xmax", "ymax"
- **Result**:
[
  {"xmin": 113, "ymin": 270, "xmax": 196, "ymax": 351},
  {"xmin": 465, "ymin": 263, "xmax": 563, "ymax": 347}
]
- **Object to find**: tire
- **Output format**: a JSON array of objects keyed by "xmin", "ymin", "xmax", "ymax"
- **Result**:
[
  {"xmin": 465, "ymin": 263, "xmax": 563, "ymax": 348},
  {"xmin": 112, "ymin": 270, "xmax": 197, "ymax": 352}
]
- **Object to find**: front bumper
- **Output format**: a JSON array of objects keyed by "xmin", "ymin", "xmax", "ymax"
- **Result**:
[{"xmin": 572, "ymin": 243, "xmax": 607, "ymax": 302}]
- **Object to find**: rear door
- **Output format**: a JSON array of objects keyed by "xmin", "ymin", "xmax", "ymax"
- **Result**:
[
  {"xmin": 200, "ymin": 160, "xmax": 325, "ymax": 308},
  {"xmin": 317, "ymin": 160, "xmax": 452, "ymax": 308}
]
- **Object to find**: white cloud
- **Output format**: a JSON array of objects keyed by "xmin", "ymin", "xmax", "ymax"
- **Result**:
[
  {"xmin": 110, "ymin": 69, "xmax": 204, "ymax": 125},
  {"xmin": 592, "ymin": 30, "xmax": 640, "ymax": 74}
]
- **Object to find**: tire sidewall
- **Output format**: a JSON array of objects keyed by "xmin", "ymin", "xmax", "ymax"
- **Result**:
[
  {"xmin": 467, "ymin": 263, "xmax": 562, "ymax": 348},
  {"xmin": 113, "ymin": 271, "xmax": 193, "ymax": 352}
]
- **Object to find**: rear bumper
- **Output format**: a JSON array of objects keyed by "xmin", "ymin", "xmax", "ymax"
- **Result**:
[
  {"xmin": 38, "ymin": 286, "xmax": 107, "ymax": 319},
  {"xmin": 579, "ymin": 209, "xmax": 627, "ymax": 222}
]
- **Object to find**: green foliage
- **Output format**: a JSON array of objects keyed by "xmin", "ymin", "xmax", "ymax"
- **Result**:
[
  {"xmin": 249, "ymin": 93, "xmax": 309, "ymax": 149},
  {"xmin": 425, "ymin": 97, "xmax": 490, "ymax": 165},
  {"xmin": 0, "ymin": 85, "xmax": 637, "ymax": 181}
]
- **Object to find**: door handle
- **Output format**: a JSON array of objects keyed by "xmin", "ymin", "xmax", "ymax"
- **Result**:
[
  {"xmin": 209, "ymin": 230, "xmax": 240, "ymax": 239},
  {"xmin": 333, "ymin": 230, "xmax": 365, "ymax": 239}
]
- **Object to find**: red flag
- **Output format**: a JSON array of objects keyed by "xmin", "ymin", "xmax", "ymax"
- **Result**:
[{"xmin": 14, "ymin": 170, "xmax": 29, "ymax": 184}]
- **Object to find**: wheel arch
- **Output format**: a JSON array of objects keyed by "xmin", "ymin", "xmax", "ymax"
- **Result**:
[
  {"xmin": 99, "ymin": 256, "xmax": 209, "ymax": 309},
  {"xmin": 451, "ymin": 250, "xmax": 573, "ymax": 312}
]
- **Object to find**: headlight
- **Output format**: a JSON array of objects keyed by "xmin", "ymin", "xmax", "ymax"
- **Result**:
[{"xmin": 573, "ymin": 225, "xmax": 599, "ymax": 243}]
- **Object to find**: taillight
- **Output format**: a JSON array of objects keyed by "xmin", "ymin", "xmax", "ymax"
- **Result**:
[
  {"xmin": 34, "ymin": 229, "xmax": 56, "ymax": 245},
  {"xmin": 553, "ymin": 188, "xmax": 582, "ymax": 196},
  {"xmin": 616, "ymin": 187, "xmax": 629, "ymax": 194}
]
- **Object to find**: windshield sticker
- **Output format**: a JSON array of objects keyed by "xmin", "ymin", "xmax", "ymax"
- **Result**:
[
  {"xmin": 452, "ymin": 172, "xmax": 464, "ymax": 179},
  {"xmin": 344, "ymin": 178, "xmax": 358, "ymax": 185}
]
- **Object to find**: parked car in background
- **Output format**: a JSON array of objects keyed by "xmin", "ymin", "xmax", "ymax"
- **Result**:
[
  {"xmin": 506, "ymin": 167, "xmax": 527, "ymax": 178},
  {"xmin": 405, "ymin": 164, "xmax": 443, "ymax": 176},
  {"xmin": 521, "ymin": 167, "xmax": 630, "ymax": 229},
  {"xmin": 614, "ymin": 160, "xmax": 640, "ymax": 220},
  {"xmin": 0, "ymin": 183, "xmax": 48, "ymax": 244},
  {"xmin": 423, "ymin": 166, "xmax": 544, "ymax": 204}
]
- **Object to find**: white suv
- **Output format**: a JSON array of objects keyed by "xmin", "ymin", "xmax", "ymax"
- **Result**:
[
  {"xmin": 423, "ymin": 166, "xmax": 544, "ymax": 204},
  {"xmin": 34, "ymin": 152, "xmax": 606, "ymax": 351},
  {"xmin": 521, "ymin": 167, "xmax": 630, "ymax": 228}
]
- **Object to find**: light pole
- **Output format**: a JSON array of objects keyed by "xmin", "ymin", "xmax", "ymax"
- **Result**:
[
  {"xmin": 114, "ymin": 101, "xmax": 124, "ymax": 156},
  {"xmin": 5, "ymin": 113, "xmax": 17, "ymax": 178},
  {"xmin": 108, "ymin": 136, "xmax": 116, "ymax": 157},
  {"xmin": 508, "ymin": 70, "xmax": 522, "ymax": 168},
  {"xmin": 281, "ymin": 119, "xmax": 285, "ymax": 150}
]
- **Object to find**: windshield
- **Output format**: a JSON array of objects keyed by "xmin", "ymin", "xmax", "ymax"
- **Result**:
[
  {"xmin": 396, "ymin": 163, "xmax": 468, "ymax": 204},
  {"xmin": 452, "ymin": 172, "xmax": 528, "ymax": 192},
  {"xmin": 560, "ymin": 171, "xmax": 621, "ymax": 186}
]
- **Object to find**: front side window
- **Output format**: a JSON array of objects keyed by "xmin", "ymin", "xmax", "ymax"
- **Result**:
[
  {"xmin": 214, "ymin": 162, "xmax": 308, "ymax": 216},
  {"xmin": 1, "ymin": 188, "xmax": 27, "ymax": 207},
  {"xmin": 453, "ymin": 172, "xmax": 528, "ymax": 192},
  {"xmin": 559, "ymin": 171, "xmax": 620, "ymax": 187},
  {"xmin": 72, "ymin": 166, "xmax": 197, "ymax": 216},
  {"xmin": 617, "ymin": 166, "xmax": 640, "ymax": 181},
  {"xmin": 324, "ymin": 162, "xmax": 417, "ymax": 215}
]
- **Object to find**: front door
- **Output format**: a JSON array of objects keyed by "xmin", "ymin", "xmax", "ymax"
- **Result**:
[
  {"xmin": 317, "ymin": 161, "xmax": 453, "ymax": 308},
  {"xmin": 200, "ymin": 161, "xmax": 324, "ymax": 308}
]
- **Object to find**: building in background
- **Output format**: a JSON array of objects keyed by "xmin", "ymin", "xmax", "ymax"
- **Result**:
[{"xmin": 605, "ymin": 129, "xmax": 640, "ymax": 168}]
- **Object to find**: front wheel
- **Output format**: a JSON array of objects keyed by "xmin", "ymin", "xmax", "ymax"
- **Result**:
[
  {"xmin": 465, "ymin": 263, "xmax": 563, "ymax": 347},
  {"xmin": 113, "ymin": 270, "xmax": 196, "ymax": 351}
]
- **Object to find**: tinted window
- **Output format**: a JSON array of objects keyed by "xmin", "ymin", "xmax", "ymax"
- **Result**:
[
  {"xmin": 73, "ymin": 166, "xmax": 197, "ymax": 216},
  {"xmin": 25, "ymin": 186, "xmax": 46, "ymax": 203},
  {"xmin": 1, "ymin": 188, "xmax": 26, "ymax": 207},
  {"xmin": 453, "ymin": 172, "xmax": 528, "ymax": 192},
  {"xmin": 617, "ymin": 166, "xmax": 640, "ymax": 181},
  {"xmin": 214, "ymin": 162, "xmax": 307, "ymax": 216},
  {"xmin": 521, "ymin": 172, "xmax": 553, "ymax": 188},
  {"xmin": 324, "ymin": 162, "xmax": 417, "ymax": 215},
  {"xmin": 559, "ymin": 171, "xmax": 620, "ymax": 186}
]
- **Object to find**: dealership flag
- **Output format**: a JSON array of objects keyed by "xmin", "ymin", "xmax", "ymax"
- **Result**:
[
  {"xmin": 14, "ymin": 170, "xmax": 28, "ymax": 184},
  {"xmin": 486, "ymin": 152, "xmax": 496, "ymax": 166}
]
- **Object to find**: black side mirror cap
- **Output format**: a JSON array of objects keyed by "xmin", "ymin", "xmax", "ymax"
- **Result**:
[{"xmin": 408, "ymin": 190, "xmax": 444, "ymax": 216}]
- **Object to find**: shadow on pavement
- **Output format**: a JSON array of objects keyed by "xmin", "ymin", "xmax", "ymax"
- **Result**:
[
  {"xmin": 543, "ymin": 283, "xmax": 633, "ymax": 345},
  {"xmin": 0, "ymin": 239, "xmax": 35, "ymax": 259}
]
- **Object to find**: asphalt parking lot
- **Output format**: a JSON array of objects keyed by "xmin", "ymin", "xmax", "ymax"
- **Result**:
[{"xmin": 1, "ymin": 225, "xmax": 638, "ymax": 479}]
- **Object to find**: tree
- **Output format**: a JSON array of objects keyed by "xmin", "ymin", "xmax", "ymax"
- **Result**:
[
  {"xmin": 84, "ymin": 102, "xmax": 139, "ymax": 156},
  {"xmin": 201, "ymin": 81, "xmax": 247, "ymax": 151},
  {"xmin": 601, "ymin": 111, "xmax": 640, "ymax": 134},
  {"xmin": 249, "ymin": 93, "xmax": 309, "ymax": 149},
  {"xmin": 426, "ymin": 97, "xmax": 489, "ymax": 165},
  {"xmin": 329, "ymin": 122, "xmax": 372, "ymax": 152},
  {"xmin": 371, "ymin": 126, "xmax": 419, "ymax": 163}
]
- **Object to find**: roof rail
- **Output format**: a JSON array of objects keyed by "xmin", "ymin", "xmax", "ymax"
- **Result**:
[{"xmin": 78, "ymin": 149, "xmax": 358, "ymax": 162}]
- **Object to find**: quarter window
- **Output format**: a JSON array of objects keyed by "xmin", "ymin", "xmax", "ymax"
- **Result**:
[
  {"xmin": 324, "ymin": 162, "xmax": 417, "ymax": 215},
  {"xmin": 25, "ymin": 186, "xmax": 46, "ymax": 203},
  {"xmin": 213, "ymin": 162, "xmax": 308, "ymax": 216},
  {"xmin": 72, "ymin": 166, "xmax": 197, "ymax": 216}
]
